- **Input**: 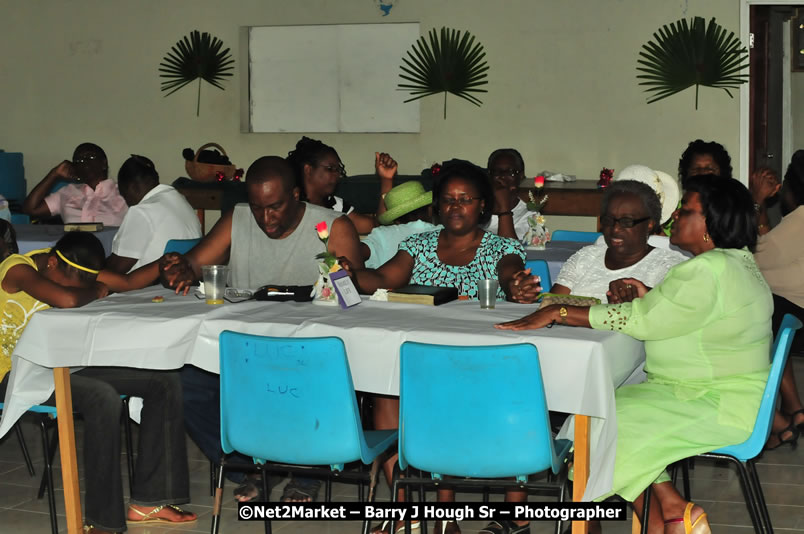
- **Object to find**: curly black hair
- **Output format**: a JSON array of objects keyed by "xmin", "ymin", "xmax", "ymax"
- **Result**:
[
  {"xmin": 783, "ymin": 149, "xmax": 804, "ymax": 208},
  {"xmin": 432, "ymin": 160, "xmax": 495, "ymax": 225},
  {"xmin": 487, "ymin": 148, "xmax": 525, "ymax": 174},
  {"xmin": 286, "ymin": 136, "xmax": 342, "ymax": 208},
  {"xmin": 52, "ymin": 231, "xmax": 106, "ymax": 282},
  {"xmin": 678, "ymin": 139, "xmax": 733, "ymax": 186}
]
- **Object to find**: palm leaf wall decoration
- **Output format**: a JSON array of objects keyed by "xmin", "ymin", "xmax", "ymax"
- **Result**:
[
  {"xmin": 398, "ymin": 27, "xmax": 489, "ymax": 119},
  {"xmin": 159, "ymin": 30, "xmax": 234, "ymax": 116},
  {"xmin": 637, "ymin": 17, "xmax": 748, "ymax": 109}
]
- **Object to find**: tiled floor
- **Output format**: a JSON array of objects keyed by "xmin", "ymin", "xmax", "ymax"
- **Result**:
[{"xmin": 1, "ymin": 356, "xmax": 803, "ymax": 533}]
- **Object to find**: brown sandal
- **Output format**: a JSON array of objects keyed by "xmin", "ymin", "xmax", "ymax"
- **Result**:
[{"xmin": 127, "ymin": 503, "xmax": 197, "ymax": 524}]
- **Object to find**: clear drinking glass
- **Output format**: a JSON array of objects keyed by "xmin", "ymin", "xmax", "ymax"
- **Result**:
[
  {"xmin": 201, "ymin": 265, "xmax": 229, "ymax": 305},
  {"xmin": 477, "ymin": 279, "xmax": 499, "ymax": 309}
]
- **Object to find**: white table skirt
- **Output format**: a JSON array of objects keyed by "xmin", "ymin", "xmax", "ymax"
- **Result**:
[
  {"xmin": 0, "ymin": 286, "xmax": 644, "ymax": 500},
  {"xmin": 14, "ymin": 224, "xmax": 118, "ymax": 255}
]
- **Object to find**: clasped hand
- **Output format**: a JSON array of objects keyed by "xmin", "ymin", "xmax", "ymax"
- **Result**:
[
  {"xmin": 509, "ymin": 268, "xmax": 541, "ymax": 304},
  {"xmin": 606, "ymin": 278, "xmax": 649, "ymax": 304},
  {"xmin": 159, "ymin": 253, "xmax": 196, "ymax": 295}
]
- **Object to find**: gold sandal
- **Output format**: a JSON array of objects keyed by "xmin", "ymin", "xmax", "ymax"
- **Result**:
[{"xmin": 127, "ymin": 503, "xmax": 198, "ymax": 524}]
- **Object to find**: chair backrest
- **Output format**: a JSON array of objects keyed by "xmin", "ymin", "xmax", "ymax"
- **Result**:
[
  {"xmin": 218, "ymin": 331, "xmax": 369, "ymax": 468},
  {"xmin": 10, "ymin": 213, "xmax": 30, "ymax": 225},
  {"xmin": 524, "ymin": 259, "xmax": 552, "ymax": 290},
  {"xmin": 398, "ymin": 341, "xmax": 562, "ymax": 478},
  {"xmin": 163, "ymin": 238, "xmax": 201, "ymax": 255},
  {"xmin": 551, "ymin": 230, "xmax": 601, "ymax": 243},
  {"xmin": 732, "ymin": 314, "xmax": 803, "ymax": 459}
]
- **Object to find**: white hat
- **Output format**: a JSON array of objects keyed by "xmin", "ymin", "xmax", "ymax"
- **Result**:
[{"xmin": 615, "ymin": 165, "xmax": 680, "ymax": 224}]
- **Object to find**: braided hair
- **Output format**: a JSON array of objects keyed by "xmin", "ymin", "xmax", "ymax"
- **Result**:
[{"xmin": 286, "ymin": 136, "xmax": 345, "ymax": 210}]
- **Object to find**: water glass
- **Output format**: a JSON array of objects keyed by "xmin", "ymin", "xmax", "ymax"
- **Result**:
[
  {"xmin": 201, "ymin": 265, "xmax": 229, "ymax": 305},
  {"xmin": 477, "ymin": 279, "xmax": 498, "ymax": 309}
]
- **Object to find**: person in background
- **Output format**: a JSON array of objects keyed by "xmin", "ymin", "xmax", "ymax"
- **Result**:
[
  {"xmin": 106, "ymin": 155, "xmax": 202, "ymax": 274},
  {"xmin": 754, "ymin": 149, "xmax": 804, "ymax": 449},
  {"xmin": 286, "ymin": 136, "xmax": 394, "ymax": 234},
  {"xmin": 496, "ymin": 176, "xmax": 769, "ymax": 534},
  {"xmin": 361, "ymin": 180, "xmax": 438, "ymax": 268},
  {"xmin": 0, "ymin": 194, "xmax": 10, "ymax": 222},
  {"xmin": 485, "ymin": 148, "xmax": 537, "ymax": 240},
  {"xmin": 0, "ymin": 220, "xmax": 17, "ymax": 260},
  {"xmin": 551, "ymin": 180, "xmax": 687, "ymax": 303},
  {"xmin": 23, "ymin": 143, "xmax": 127, "ymax": 226},
  {"xmin": 161, "ymin": 156, "xmax": 363, "ymax": 504},
  {"xmin": 0, "ymin": 232, "xmax": 196, "ymax": 533},
  {"xmin": 677, "ymin": 139, "xmax": 734, "ymax": 187}
]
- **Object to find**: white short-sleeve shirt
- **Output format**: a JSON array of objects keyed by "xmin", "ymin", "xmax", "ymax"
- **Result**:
[
  {"xmin": 554, "ymin": 243, "xmax": 688, "ymax": 302},
  {"xmin": 111, "ymin": 184, "xmax": 202, "ymax": 271},
  {"xmin": 483, "ymin": 199, "xmax": 533, "ymax": 240}
]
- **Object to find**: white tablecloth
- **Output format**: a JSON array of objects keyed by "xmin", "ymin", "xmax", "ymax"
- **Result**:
[
  {"xmin": 0, "ymin": 286, "xmax": 644, "ymax": 500},
  {"xmin": 14, "ymin": 224, "xmax": 118, "ymax": 255}
]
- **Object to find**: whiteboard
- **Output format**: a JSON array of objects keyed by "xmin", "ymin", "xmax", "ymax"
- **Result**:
[{"xmin": 249, "ymin": 23, "xmax": 420, "ymax": 133}]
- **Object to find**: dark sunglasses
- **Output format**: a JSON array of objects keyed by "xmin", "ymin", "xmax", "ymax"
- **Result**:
[{"xmin": 600, "ymin": 215, "xmax": 651, "ymax": 228}]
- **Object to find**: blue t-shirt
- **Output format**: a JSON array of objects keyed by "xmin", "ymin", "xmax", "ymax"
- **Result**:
[{"xmin": 398, "ymin": 230, "xmax": 525, "ymax": 299}]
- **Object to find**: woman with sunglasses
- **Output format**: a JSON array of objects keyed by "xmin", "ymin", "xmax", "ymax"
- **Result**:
[
  {"xmin": 286, "ymin": 136, "xmax": 387, "ymax": 234},
  {"xmin": 550, "ymin": 180, "xmax": 687, "ymax": 303},
  {"xmin": 22, "ymin": 142, "xmax": 128, "ymax": 225}
]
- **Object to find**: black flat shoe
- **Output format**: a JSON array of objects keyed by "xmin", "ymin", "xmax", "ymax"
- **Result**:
[
  {"xmin": 785, "ymin": 408, "xmax": 804, "ymax": 434},
  {"xmin": 764, "ymin": 422, "xmax": 799, "ymax": 451}
]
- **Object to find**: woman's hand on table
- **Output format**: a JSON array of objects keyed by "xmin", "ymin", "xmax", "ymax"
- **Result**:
[
  {"xmin": 495, "ymin": 306, "xmax": 558, "ymax": 331},
  {"xmin": 607, "ymin": 278, "xmax": 649, "ymax": 303},
  {"xmin": 159, "ymin": 253, "xmax": 195, "ymax": 295},
  {"xmin": 509, "ymin": 268, "xmax": 542, "ymax": 304}
]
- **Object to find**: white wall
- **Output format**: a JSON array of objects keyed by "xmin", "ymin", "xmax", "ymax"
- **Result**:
[{"xmin": 0, "ymin": 0, "xmax": 742, "ymax": 218}]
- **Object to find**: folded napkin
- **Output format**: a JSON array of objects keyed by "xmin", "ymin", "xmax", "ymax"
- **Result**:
[{"xmin": 538, "ymin": 170, "xmax": 577, "ymax": 182}]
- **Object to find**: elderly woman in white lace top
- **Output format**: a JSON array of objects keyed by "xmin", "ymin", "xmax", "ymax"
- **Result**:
[{"xmin": 551, "ymin": 180, "xmax": 687, "ymax": 303}]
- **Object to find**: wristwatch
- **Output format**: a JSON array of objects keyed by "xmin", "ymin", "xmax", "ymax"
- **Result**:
[{"xmin": 558, "ymin": 306, "xmax": 568, "ymax": 325}]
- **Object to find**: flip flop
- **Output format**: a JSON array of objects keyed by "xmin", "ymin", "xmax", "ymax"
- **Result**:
[{"xmin": 127, "ymin": 504, "xmax": 197, "ymax": 524}]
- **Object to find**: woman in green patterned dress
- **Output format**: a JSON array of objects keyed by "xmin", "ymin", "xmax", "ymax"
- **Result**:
[{"xmin": 497, "ymin": 176, "xmax": 771, "ymax": 534}]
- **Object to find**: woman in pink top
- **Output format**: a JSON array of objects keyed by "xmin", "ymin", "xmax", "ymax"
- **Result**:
[{"xmin": 23, "ymin": 143, "xmax": 127, "ymax": 226}]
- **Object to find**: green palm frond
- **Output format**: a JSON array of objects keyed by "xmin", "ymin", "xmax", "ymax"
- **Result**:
[
  {"xmin": 159, "ymin": 30, "xmax": 234, "ymax": 116},
  {"xmin": 637, "ymin": 17, "xmax": 748, "ymax": 109},
  {"xmin": 398, "ymin": 27, "xmax": 489, "ymax": 118}
]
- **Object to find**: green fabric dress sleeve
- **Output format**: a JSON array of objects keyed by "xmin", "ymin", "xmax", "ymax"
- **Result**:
[{"xmin": 589, "ymin": 253, "xmax": 721, "ymax": 341}]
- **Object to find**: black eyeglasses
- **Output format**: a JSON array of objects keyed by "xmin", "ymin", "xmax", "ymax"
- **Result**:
[
  {"xmin": 317, "ymin": 163, "xmax": 346, "ymax": 178},
  {"xmin": 73, "ymin": 154, "xmax": 100, "ymax": 165},
  {"xmin": 440, "ymin": 196, "xmax": 482, "ymax": 206},
  {"xmin": 600, "ymin": 215, "xmax": 651, "ymax": 228},
  {"xmin": 490, "ymin": 168, "xmax": 522, "ymax": 179}
]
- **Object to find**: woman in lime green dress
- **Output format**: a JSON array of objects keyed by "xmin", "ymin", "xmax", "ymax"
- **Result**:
[{"xmin": 497, "ymin": 176, "xmax": 771, "ymax": 534}]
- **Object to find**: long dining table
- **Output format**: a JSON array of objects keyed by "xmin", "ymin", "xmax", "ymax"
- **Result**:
[{"xmin": 0, "ymin": 286, "xmax": 645, "ymax": 534}]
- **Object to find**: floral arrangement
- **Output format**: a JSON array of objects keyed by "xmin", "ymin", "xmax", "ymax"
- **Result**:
[
  {"xmin": 598, "ymin": 167, "xmax": 614, "ymax": 188},
  {"xmin": 314, "ymin": 221, "xmax": 341, "ymax": 273},
  {"xmin": 522, "ymin": 175, "xmax": 551, "ymax": 249},
  {"xmin": 313, "ymin": 221, "xmax": 341, "ymax": 304}
]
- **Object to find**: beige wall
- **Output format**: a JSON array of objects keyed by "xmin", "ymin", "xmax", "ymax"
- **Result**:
[{"xmin": 0, "ymin": 0, "xmax": 742, "ymax": 231}]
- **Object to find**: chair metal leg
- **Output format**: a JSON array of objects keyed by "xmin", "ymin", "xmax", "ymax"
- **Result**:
[
  {"xmin": 730, "ymin": 459, "xmax": 764, "ymax": 533},
  {"xmin": 121, "ymin": 398, "xmax": 135, "ymax": 494},
  {"xmin": 210, "ymin": 461, "xmax": 217, "ymax": 497},
  {"xmin": 640, "ymin": 485, "xmax": 651, "ymax": 534},
  {"xmin": 39, "ymin": 417, "xmax": 58, "ymax": 534},
  {"xmin": 38, "ymin": 419, "xmax": 59, "ymax": 500},
  {"xmin": 681, "ymin": 459, "xmax": 691, "ymax": 501},
  {"xmin": 326, "ymin": 477, "xmax": 332, "ymax": 502},
  {"xmin": 262, "ymin": 468, "xmax": 272, "ymax": 534},
  {"xmin": 211, "ymin": 461, "xmax": 226, "ymax": 534},
  {"xmin": 14, "ymin": 424, "xmax": 36, "ymax": 476},
  {"xmin": 746, "ymin": 460, "xmax": 773, "ymax": 533}
]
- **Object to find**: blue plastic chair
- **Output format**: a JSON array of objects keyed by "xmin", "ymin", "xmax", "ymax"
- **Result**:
[
  {"xmin": 0, "ymin": 397, "xmax": 136, "ymax": 534},
  {"xmin": 551, "ymin": 229, "xmax": 601, "ymax": 243},
  {"xmin": 397, "ymin": 342, "xmax": 572, "ymax": 532},
  {"xmin": 213, "ymin": 331, "xmax": 398, "ymax": 534},
  {"xmin": 10, "ymin": 213, "xmax": 30, "ymax": 224},
  {"xmin": 163, "ymin": 238, "xmax": 200, "ymax": 255},
  {"xmin": 524, "ymin": 259, "xmax": 552, "ymax": 291},
  {"xmin": 638, "ymin": 314, "xmax": 803, "ymax": 534}
]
